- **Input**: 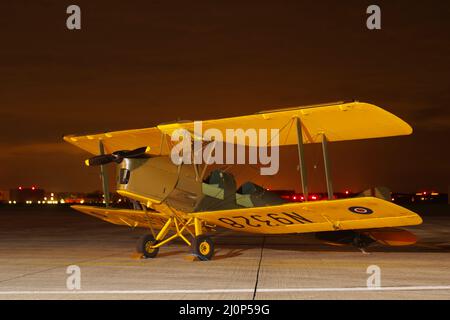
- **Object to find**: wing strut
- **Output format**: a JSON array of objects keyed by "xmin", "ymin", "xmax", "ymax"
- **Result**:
[
  {"xmin": 295, "ymin": 117, "xmax": 309, "ymax": 201},
  {"xmin": 99, "ymin": 140, "xmax": 111, "ymax": 207},
  {"xmin": 321, "ymin": 134, "xmax": 334, "ymax": 200},
  {"xmin": 200, "ymin": 140, "xmax": 217, "ymax": 181}
]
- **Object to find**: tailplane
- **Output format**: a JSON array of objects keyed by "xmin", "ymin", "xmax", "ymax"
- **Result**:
[{"xmin": 357, "ymin": 186, "xmax": 391, "ymax": 201}]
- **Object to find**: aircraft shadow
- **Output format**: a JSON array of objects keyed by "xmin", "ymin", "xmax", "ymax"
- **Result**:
[
  {"xmin": 212, "ymin": 235, "xmax": 450, "ymax": 255},
  {"xmin": 213, "ymin": 248, "xmax": 248, "ymax": 260}
]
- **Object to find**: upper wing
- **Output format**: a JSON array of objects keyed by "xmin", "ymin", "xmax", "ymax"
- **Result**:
[
  {"xmin": 63, "ymin": 101, "xmax": 412, "ymax": 154},
  {"xmin": 192, "ymin": 197, "xmax": 422, "ymax": 234},
  {"xmin": 157, "ymin": 101, "xmax": 412, "ymax": 146},
  {"xmin": 63, "ymin": 127, "xmax": 168, "ymax": 156},
  {"xmin": 71, "ymin": 205, "xmax": 169, "ymax": 229}
]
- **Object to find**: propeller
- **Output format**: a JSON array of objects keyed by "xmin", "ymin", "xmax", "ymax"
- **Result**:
[{"xmin": 85, "ymin": 146, "xmax": 150, "ymax": 166}]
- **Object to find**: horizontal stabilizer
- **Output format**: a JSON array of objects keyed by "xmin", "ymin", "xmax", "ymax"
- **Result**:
[
  {"xmin": 367, "ymin": 228, "xmax": 418, "ymax": 246},
  {"xmin": 358, "ymin": 187, "xmax": 391, "ymax": 201}
]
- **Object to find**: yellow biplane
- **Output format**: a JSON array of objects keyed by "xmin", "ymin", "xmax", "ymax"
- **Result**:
[{"xmin": 64, "ymin": 101, "xmax": 422, "ymax": 260}]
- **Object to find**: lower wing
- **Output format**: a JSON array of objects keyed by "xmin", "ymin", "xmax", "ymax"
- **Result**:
[
  {"xmin": 71, "ymin": 205, "xmax": 169, "ymax": 229},
  {"xmin": 192, "ymin": 197, "xmax": 422, "ymax": 235}
]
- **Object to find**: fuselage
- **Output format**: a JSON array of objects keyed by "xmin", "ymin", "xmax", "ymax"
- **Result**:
[{"xmin": 116, "ymin": 156, "xmax": 287, "ymax": 213}]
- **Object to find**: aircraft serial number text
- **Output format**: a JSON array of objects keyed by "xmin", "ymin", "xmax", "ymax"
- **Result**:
[{"xmin": 218, "ymin": 212, "xmax": 312, "ymax": 229}]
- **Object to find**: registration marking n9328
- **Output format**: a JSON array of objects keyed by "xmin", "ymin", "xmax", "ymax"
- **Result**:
[{"xmin": 218, "ymin": 212, "xmax": 312, "ymax": 229}]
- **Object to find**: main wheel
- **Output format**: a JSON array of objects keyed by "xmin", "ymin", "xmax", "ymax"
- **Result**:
[
  {"xmin": 136, "ymin": 234, "xmax": 159, "ymax": 258},
  {"xmin": 353, "ymin": 233, "xmax": 375, "ymax": 249},
  {"xmin": 193, "ymin": 235, "xmax": 214, "ymax": 261}
]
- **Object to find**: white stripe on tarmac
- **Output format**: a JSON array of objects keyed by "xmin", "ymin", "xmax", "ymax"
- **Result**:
[{"xmin": 1, "ymin": 286, "xmax": 450, "ymax": 295}]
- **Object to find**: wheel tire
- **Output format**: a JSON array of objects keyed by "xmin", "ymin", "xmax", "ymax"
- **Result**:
[
  {"xmin": 193, "ymin": 235, "xmax": 214, "ymax": 261},
  {"xmin": 353, "ymin": 233, "xmax": 375, "ymax": 249},
  {"xmin": 136, "ymin": 234, "xmax": 159, "ymax": 258}
]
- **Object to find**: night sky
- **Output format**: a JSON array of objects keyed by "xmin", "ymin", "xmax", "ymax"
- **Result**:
[{"xmin": 0, "ymin": 1, "xmax": 449, "ymax": 193}]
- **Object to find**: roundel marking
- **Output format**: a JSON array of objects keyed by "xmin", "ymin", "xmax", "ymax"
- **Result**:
[{"xmin": 348, "ymin": 206, "xmax": 374, "ymax": 215}]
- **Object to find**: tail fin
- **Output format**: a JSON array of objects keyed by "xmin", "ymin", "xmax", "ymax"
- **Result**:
[{"xmin": 358, "ymin": 186, "xmax": 391, "ymax": 201}]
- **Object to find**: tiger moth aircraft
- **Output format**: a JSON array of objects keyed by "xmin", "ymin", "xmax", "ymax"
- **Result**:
[{"xmin": 64, "ymin": 101, "xmax": 422, "ymax": 260}]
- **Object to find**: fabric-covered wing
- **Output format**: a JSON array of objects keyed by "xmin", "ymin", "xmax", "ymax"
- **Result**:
[
  {"xmin": 192, "ymin": 197, "xmax": 422, "ymax": 235},
  {"xmin": 64, "ymin": 127, "xmax": 167, "ymax": 156},
  {"xmin": 71, "ymin": 205, "xmax": 169, "ymax": 229},
  {"xmin": 157, "ymin": 102, "xmax": 413, "ymax": 146},
  {"xmin": 63, "ymin": 102, "xmax": 412, "ymax": 155}
]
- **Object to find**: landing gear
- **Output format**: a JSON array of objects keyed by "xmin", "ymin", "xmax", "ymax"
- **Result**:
[
  {"xmin": 192, "ymin": 235, "xmax": 214, "ymax": 261},
  {"xmin": 136, "ymin": 234, "xmax": 159, "ymax": 258},
  {"xmin": 136, "ymin": 216, "xmax": 215, "ymax": 261}
]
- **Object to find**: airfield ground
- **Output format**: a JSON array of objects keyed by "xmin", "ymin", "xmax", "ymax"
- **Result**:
[{"xmin": 0, "ymin": 204, "xmax": 449, "ymax": 300}]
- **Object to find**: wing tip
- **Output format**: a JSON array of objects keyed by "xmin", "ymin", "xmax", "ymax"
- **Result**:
[{"xmin": 364, "ymin": 102, "xmax": 414, "ymax": 137}]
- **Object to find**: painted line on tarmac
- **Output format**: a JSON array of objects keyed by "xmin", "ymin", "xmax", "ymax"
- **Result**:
[{"xmin": 1, "ymin": 286, "xmax": 450, "ymax": 295}]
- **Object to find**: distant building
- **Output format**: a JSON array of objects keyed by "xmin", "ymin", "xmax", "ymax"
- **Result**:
[
  {"xmin": 9, "ymin": 187, "xmax": 45, "ymax": 204},
  {"xmin": 0, "ymin": 190, "xmax": 10, "ymax": 203},
  {"xmin": 412, "ymin": 191, "xmax": 446, "ymax": 204},
  {"xmin": 57, "ymin": 191, "xmax": 106, "ymax": 204}
]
